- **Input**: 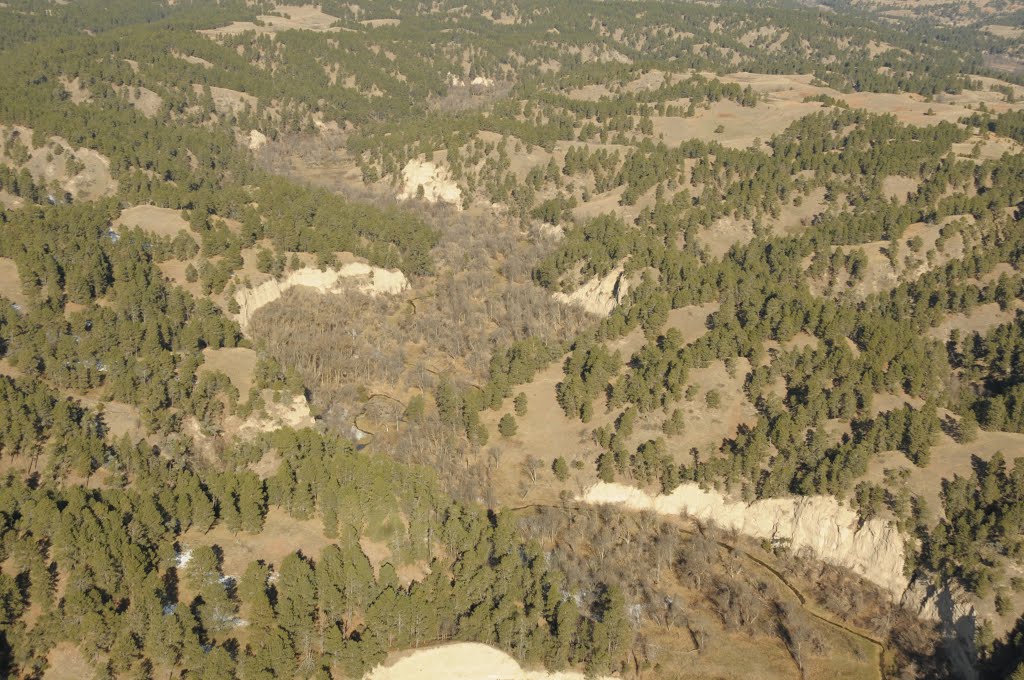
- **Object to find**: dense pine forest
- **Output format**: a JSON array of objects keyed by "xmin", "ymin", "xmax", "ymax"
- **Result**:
[{"xmin": 1, "ymin": 0, "xmax": 1024, "ymax": 678}]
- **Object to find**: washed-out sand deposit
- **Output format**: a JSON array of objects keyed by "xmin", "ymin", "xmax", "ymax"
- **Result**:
[{"xmin": 365, "ymin": 643, "xmax": 610, "ymax": 680}]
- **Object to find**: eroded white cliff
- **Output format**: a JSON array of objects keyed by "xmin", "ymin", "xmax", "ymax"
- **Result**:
[
  {"xmin": 248, "ymin": 129, "xmax": 268, "ymax": 150},
  {"xmin": 396, "ymin": 159, "xmax": 463, "ymax": 208},
  {"xmin": 553, "ymin": 266, "xmax": 629, "ymax": 316},
  {"xmin": 234, "ymin": 263, "xmax": 408, "ymax": 331},
  {"xmin": 581, "ymin": 481, "xmax": 909, "ymax": 598},
  {"xmin": 237, "ymin": 391, "xmax": 315, "ymax": 437}
]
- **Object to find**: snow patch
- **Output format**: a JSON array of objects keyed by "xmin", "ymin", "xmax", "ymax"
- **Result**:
[{"xmin": 175, "ymin": 548, "xmax": 193, "ymax": 569}]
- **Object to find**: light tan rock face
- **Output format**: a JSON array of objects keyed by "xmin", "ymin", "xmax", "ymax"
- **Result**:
[
  {"xmin": 581, "ymin": 481, "xmax": 909, "ymax": 598},
  {"xmin": 234, "ymin": 264, "xmax": 408, "ymax": 331},
  {"xmin": 396, "ymin": 159, "xmax": 462, "ymax": 207},
  {"xmin": 237, "ymin": 391, "xmax": 315, "ymax": 437},
  {"xmin": 248, "ymin": 129, "xmax": 268, "ymax": 150},
  {"xmin": 553, "ymin": 266, "xmax": 629, "ymax": 316}
]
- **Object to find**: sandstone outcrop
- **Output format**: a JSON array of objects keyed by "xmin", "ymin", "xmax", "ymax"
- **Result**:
[
  {"xmin": 234, "ymin": 264, "xmax": 408, "ymax": 331},
  {"xmin": 396, "ymin": 159, "xmax": 462, "ymax": 207},
  {"xmin": 553, "ymin": 266, "xmax": 629, "ymax": 316},
  {"xmin": 581, "ymin": 481, "xmax": 909, "ymax": 598},
  {"xmin": 248, "ymin": 129, "xmax": 268, "ymax": 150}
]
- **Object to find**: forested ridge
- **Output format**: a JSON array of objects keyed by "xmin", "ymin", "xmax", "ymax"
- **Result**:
[{"xmin": 1, "ymin": 0, "xmax": 1024, "ymax": 678}]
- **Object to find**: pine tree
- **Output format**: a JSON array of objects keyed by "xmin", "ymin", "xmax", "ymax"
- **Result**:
[{"xmin": 499, "ymin": 413, "xmax": 518, "ymax": 438}]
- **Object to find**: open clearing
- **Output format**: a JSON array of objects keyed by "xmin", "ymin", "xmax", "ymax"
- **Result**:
[
  {"xmin": 652, "ymin": 97, "xmax": 822, "ymax": 149},
  {"xmin": 0, "ymin": 125, "xmax": 117, "ymax": 201},
  {"xmin": 112, "ymin": 205, "xmax": 189, "ymax": 237},
  {"xmin": 865, "ymin": 428, "xmax": 1024, "ymax": 523},
  {"xmin": 42, "ymin": 643, "xmax": 93, "ymax": 680},
  {"xmin": 191, "ymin": 83, "xmax": 258, "ymax": 115},
  {"xmin": 0, "ymin": 257, "xmax": 26, "ymax": 306},
  {"xmin": 113, "ymin": 83, "xmax": 163, "ymax": 117},
  {"xmin": 199, "ymin": 4, "xmax": 343, "ymax": 38},
  {"xmin": 480, "ymin": 303, "xmax": 751, "ymax": 506},
  {"xmin": 181, "ymin": 507, "xmax": 335, "ymax": 577},
  {"xmin": 715, "ymin": 71, "xmax": 1024, "ymax": 125},
  {"xmin": 811, "ymin": 218, "xmax": 967, "ymax": 299},
  {"xmin": 984, "ymin": 24, "xmax": 1024, "ymax": 39},
  {"xmin": 200, "ymin": 347, "xmax": 259, "ymax": 395},
  {"xmin": 927, "ymin": 300, "xmax": 1024, "ymax": 341}
]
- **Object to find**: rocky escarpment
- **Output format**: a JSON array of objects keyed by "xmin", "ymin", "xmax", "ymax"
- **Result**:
[
  {"xmin": 581, "ymin": 481, "xmax": 909, "ymax": 598},
  {"xmin": 553, "ymin": 266, "xmax": 630, "ymax": 316},
  {"xmin": 237, "ymin": 391, "xmax": 315, "ymax": 436},
  {"xmin": 234, "ymin": 263, "xmax": 408, "ymax": 331},
  {"xmin": 396, "ymin": 159, "xmax": 462, "ymax": 208}
]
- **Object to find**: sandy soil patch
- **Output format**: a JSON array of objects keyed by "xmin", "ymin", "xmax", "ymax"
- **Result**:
[
  {"xmin": 42, "ymin": 643, "xmax": 93, "ymax": 680},
  {"xmin": 482, "ymin": 10, "xmax": 517, "ymax": 25},
  {"xmin": 112, "ymin": 205, "xmax": 189, "ymax": 237},
  {"xmin": 571, "ymin": 185, "xmax": 641, "ymax": 223},
  {"xmin": 482, "ymin": 357, "xmax": 608, "ymax": 504},
  {"xmin": 62, "ymin": 147, "xmax": 116, "ymax": 200},
  {"xmin": 91, "ymin": 400, "xmax": 144, "ymax": 440},
  {"xmin": 668, "ymin": 357, "xmax": 759, "ymax": 459},
  {"xmin": 482, "ymin": 303, "xmax": 726, "ymax": 505},
  {"xmin": 236, "ymin": 389, "xmax": 315, "ymax": 435},
  {"xmin": 666, "ymin": 302, "xmax": 717, "ymax": 341},
  {"xmin": 158, "ymin": 259, "xmax": 204, "ymax": 298},
  {"xmin": 0, "ymin": 257, "xmax": 26, "ymax": 306},
  {"xmin": 200, "ymin": 347, "xmax": 259, "ymax": 395},
  {"xmin": 59, "ymin": 76, "xmax": 92, "ymax": 104},
  {"xmin": 0, "ymin": 189, "xmax": 24, "ymax": 209},
  {"xmin": 567, "ymin": 69, "xmax": 671, "ymax": 101},
  {"xmin": 366, "ymin": 643, "xmax": 606, "ymax": 680}
]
